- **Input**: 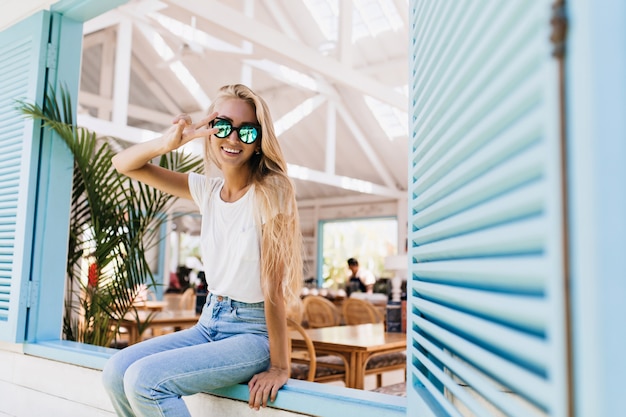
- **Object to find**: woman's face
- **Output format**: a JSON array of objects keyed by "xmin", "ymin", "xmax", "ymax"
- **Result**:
[{"xmin": 210, "ymin": 98, "xmax": 260, "ymax": 169}]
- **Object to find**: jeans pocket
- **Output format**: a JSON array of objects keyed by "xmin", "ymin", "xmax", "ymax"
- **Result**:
[{"xmin": 232, "ymin": 306, "xmax": 266, "ymax": 324}]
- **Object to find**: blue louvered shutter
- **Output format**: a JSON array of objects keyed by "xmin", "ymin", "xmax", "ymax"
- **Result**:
[
  {"xmin": 407, "ymin": 1, "xmax": 568, "ymax": 416},
  {"xmin": 0, "ymin": 11, "xmax": 51, "ymax": 341}
]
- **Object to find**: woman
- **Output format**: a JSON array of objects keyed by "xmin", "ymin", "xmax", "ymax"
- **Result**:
[{"xmin": 102, "ymin": 84, "xmax": 303, "ymax": 416}]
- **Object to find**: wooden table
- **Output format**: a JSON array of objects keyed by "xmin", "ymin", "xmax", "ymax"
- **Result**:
[
  {"xmin": 132, "ymin": 300, "xmax": 169, "ymax": 312},
  {"xmin": 290, "ymin": 323, "xmax": 406, "ymax": 389},
  {"xmin": 119, "ymin": 310, "xmax": 200, "ymax": 345}
]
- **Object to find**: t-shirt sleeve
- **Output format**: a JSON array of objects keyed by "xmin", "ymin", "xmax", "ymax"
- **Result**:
[{"xmin": 187, "ymin": 172, "xmax": 206, "ymax": 208}]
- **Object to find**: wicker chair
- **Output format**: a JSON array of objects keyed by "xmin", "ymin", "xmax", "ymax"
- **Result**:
[
  {"xmin": 287, "ymin": 318, "xmax": 347, "ymax": 383},
  {"xmin": 302, "ymin": 295, "xmax": 341, "ymax": 328},
  {"xmin": 342, "ymin": 297, "xmax": 384, "ymax": 325},
  {"xmin": 178, "ymin": 287, "xmax": 196, "ymax": 312}
]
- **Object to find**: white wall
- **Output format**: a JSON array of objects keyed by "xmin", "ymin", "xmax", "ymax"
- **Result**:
[{"xmin": 0, "ymin": 0, "xmax": 56, "ymax": 31}]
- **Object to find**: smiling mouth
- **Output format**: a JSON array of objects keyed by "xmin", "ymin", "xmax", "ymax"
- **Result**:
[{"xmin": 222, "ymin": 146, "xmax": 242, "ymax": 155}]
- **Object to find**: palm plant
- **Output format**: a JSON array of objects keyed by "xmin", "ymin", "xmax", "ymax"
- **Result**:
[{"xmin": 18, "ymin": 86, "xmax": 203, "ymax": 347}]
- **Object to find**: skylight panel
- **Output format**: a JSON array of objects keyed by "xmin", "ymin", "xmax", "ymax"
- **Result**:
[
  {"xmin": 302, "ymin": 0, "xmax": 339, "ymax": 41},
  {"xmin": 364, "ymin": 87, "xmax": 408, "ymax": 140},
  {"xmin": 303, "ymin": 0, "xmax": 403, "ymax": 43},
  {"xmin": 274, "ymin": 96, "xmax": 323, "ymax": 136},
  {"xmin": 354, "ymin": 0, "xmax": 403, "ymax": 38}
]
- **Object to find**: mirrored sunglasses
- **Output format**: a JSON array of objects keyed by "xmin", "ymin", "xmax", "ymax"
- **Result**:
[{"xmin": 209, "ymin": 118, "xmax": 260, "ymax": 144}]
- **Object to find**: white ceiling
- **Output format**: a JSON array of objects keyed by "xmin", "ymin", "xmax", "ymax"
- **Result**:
[{"xmin": 78, "ymin": 0, "xmax": 409, "ymax": 204}]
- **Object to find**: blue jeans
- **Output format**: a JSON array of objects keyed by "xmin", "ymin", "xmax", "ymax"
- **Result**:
[{"xmin": 102, "ymin": 294, "xmax": 269, "ymax": 416}]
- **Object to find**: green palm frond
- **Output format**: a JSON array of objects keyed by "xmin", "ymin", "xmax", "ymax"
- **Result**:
[{"xmin": 17, "ymin": 85, "xmax": 203, "ymax": 347}]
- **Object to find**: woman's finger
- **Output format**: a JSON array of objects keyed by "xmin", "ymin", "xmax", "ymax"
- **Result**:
[
  {"xmin": 172, "ymin": 120, "xmax": 186, "ymax": 141},
  {"xmin": 250, "ymin": 385, "xmax": 263, "ymax": 410},
  {"xmin": 269, "ymin": 383, "xmax": 280, "ymax": 403},
  {"xmin": 172, "ymin": 113, "xmax": 192, "ymax": 125},
  {"xmin": 193, "ymin": 111, "xmax": 219, "ymax": 130}
]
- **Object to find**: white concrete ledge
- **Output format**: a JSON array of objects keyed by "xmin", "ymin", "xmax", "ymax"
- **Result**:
[
  {"xmin": 13, "ymin": 341, "xmax": 407, "ymax": 417},
  {"xmin": 206, "ymin": 380, "xmax": 406, "ymax": 417}
]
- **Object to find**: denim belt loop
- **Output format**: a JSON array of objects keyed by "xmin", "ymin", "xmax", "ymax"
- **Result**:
[{"xmin": 208, "ymin": 292, "xmax": 264, "ymax": 308}]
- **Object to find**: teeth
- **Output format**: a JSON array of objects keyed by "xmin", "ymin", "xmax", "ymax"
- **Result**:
[{"xmin": 223, "ymin": 147, "xmax": 241, "ymax": 154}]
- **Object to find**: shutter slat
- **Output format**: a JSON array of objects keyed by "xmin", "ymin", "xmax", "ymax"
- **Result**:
[
  {"xmin": 413, "ymin": 257, "xmax": 546, "ymax": 293},
  {"xmin": 413, "ymin": 217, "xmax": 544, "ymax": 261},
  {"xmin": 413, "ymin": 280, "xmax": 545, "ymax": 333}
]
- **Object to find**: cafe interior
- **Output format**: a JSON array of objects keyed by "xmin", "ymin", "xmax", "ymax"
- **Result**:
[{"xmin": 77, "ymin": 0, "xmax": 410, "ymax": 397}]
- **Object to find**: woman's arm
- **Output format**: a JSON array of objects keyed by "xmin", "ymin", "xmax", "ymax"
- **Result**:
[
  {"xmin": 247, "ymin": 223, "xmax": 291, "ymax": 410},
  {"xmin": 247, "ymin": 291, "xmax": 290, "ymax": 410},
  {"xmin": 111, "ymin": 112, "xmax": 217, "ymax": 199}
]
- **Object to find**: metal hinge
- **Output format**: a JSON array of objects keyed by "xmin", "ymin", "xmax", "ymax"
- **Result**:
[
  {"xmin": 46, "ymin": 42, "xmax": 58, "ymax": 69},
  {"xmin": 26, "ymin": 280, "xmax": 39, "ymax": 308},
  {"xmin": 550, "ymin": 2, "xmax": 568, "ymax": 58}
]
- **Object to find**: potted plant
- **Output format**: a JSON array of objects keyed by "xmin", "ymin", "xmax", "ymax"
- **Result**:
[{"xmin": 18, "ymin": 87, "xmax": 203, "ymax": 347}]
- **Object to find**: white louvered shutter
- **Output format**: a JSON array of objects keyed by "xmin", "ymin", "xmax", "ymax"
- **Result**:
[
  {"xmin": 407, "ymin": 1, "xmax": 567, "ymax": 416},
  {"xmin": 0, "ymin": 11, "xmax": 51, "ymax": 341}
]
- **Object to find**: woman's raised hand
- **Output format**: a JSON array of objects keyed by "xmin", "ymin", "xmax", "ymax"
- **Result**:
[{"xmin": 162, "ymin": 111, "xmax": 218, "ymax": 152}]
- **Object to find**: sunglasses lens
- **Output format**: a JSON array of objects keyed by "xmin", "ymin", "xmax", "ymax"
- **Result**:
[
  {"xmin": 213, "ymin": 119, "xmax": 232, "ymax": 138},
  {"xmin": 239, "ymin": 126, "xmax": 258, "ymax": 144}
]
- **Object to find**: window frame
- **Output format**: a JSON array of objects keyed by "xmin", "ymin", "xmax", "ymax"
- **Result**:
[{"xmin": 317, "ymin": 215, "xmax": 399, "ymax": 289}]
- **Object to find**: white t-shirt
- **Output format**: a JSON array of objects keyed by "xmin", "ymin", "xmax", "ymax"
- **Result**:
[
  {"xmin": 356, "ymin": 268, "xmax": 377, "ymax": 286},
  {"xmin": 188, "ymin": 172, "xmax": 263, "ymax": 303}
]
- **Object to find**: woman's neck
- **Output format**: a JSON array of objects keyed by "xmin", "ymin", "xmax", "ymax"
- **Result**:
[{"xmin": 221, "ymin": 169, "xmax": 253, "ymax": 202}]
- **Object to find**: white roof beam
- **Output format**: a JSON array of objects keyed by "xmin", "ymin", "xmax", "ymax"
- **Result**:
[
  {"xmin": 98, "ymin": 29, "xmax": 115, "ymax": 118},
  {"xmin": 288, "ymin": 164, "xmax": 402, "ymax": 199},
  {"xmin": 325, "ymin": 101, "xmax": 336, "ymax": 175},
  {"xmin": 338, "ymin": 0, "xmax": 353, "ymax": 66},
  {"xmin": 168, "ymin": 0, "xmax": 407, "ymax": 112},
  {"xmin": 112, "ymin": 18, "xmax": 132, "ymax": 125},
  {"xmin": 358, "ymin": 56, "xmax": 409, "ymax": 78},
  {"xmin": 298, "ymin": 193, "xmax": 397, "ymax": 209}
]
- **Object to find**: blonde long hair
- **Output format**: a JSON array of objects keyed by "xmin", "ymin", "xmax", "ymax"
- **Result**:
[{"xmin": 204, "ymin": 84, "xmax": 303, "ymax": 308}]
